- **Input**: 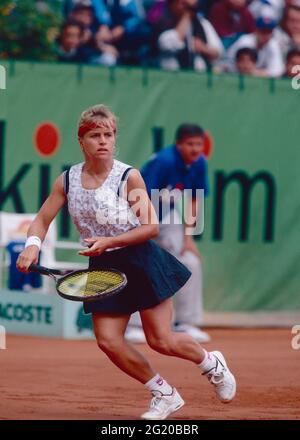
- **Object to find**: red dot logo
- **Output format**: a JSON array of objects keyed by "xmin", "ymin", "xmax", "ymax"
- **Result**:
[
  {"xmin": 34, "ymin": 122, "xmax": 60, "ymax": 157},
  {"xmin": 175, "ymin": 183, "xmax": 184, "ymax": 191},
  {"xmin": 203, "ymin": 131, "xmax": 213, "ymax": 159}
]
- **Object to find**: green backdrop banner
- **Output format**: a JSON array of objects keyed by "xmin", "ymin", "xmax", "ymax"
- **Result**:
[{"xmin": 0, "ymin": 61, "xmax": 299, "ymax": 312}]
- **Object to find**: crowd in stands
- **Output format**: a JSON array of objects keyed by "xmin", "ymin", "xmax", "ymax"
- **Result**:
[{"xmin": 16, "ymin": 0, "xmax": 300, "ymax": 77}]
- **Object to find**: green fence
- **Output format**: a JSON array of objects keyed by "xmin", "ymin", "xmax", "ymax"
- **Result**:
[{"xmin": 0, "ymin": 61, "xmax": 299, "ymax": 312}]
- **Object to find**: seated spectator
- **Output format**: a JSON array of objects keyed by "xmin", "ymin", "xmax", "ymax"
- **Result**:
[
  {"xmin": 226, "ymin": 13, "xmax": 284, "ymax": 76},
  {"xmin": 153, "ymin": 0, "xmax": 223, "ymax": 71},
  {"xmin": 68, "ymin": 3, "xmax": 98, "ymax": 45},
  {"xmin": 57, "ymin": 20, "xmax": 88, "ymax": 62},
  {"xmin": 283, "ymin": 47, "xmax": 300, "ymax": 76},
  {"xmin": 235, "ymin": 46, "xmax": 259, "ymax": 74},
  {"xmin": 274, "ymin": 3, "xmax": 300, "ymax": 56},
  {"xmin": 68, "ymin": 3, "xmax": 119, "ymax": 66},
  {"xmin": 93, "ymin": 0, "xmax": 150, "ymax": 65},
  {"xmin": 210, "ymin": 0, "xmax": 256, "ymax": 49}
]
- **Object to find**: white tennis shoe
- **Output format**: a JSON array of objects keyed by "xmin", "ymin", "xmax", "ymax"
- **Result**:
[
  {"xmin": 141, "ymin": 388, "xmax": 185, "ymax": 420},
  {"xmin": 202, "ymin": 351, "xmax": 236, "ymax": 403}
]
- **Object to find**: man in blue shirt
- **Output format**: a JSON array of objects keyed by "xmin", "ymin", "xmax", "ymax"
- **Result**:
[{"xmin": 125, "ymin": 123, "xmax": 211, "ymax": 343}]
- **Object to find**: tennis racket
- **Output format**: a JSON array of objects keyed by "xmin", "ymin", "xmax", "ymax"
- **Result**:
[{"xmin": 28, "ymin": 264, "xmax": 127, "ymax": 302}]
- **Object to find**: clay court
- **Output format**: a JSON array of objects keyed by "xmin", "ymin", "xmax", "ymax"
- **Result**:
[{"xmin": 1, "ymin": 328, "xmax": 299, "ymax": 420}]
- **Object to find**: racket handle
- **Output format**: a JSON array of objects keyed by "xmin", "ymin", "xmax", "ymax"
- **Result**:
[
  {"xmin": 29, "ymin": 263, "xmax": 74, "ymax": 276},
  {"xmin": 28, "ymin": 263, "xmax": 53, "ymax": 276}
]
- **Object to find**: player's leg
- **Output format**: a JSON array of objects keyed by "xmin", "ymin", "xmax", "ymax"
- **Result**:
[
  {"xmin": 141, "ymin": 298, "xmax": 236, "ymax": 403},
  {"xmin": 141, "ymin": 298, "xmax": 205, "ymax": 363},
  {"xmin": 92, "ymin": 312, "xmax": 184, "ymax": 420},
  {"xmin": 92, "ymin": 312, "xmax": 154, "ymax": 383}
]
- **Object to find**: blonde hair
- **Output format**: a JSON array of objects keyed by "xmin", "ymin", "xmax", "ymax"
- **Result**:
[{"xmin": 78, "ymin": 104, "xmax": 117, "ymax": 137}]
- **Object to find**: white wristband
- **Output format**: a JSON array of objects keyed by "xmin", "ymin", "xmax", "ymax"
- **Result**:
[{"xmin": 25, "ymin": 236, "xmax": 42, "ymax": 250}]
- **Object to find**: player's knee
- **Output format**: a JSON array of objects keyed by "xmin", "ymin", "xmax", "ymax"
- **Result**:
[
  {"xmin": 96, "ymin": 335, "xmax": 122, "ymax": 354},
  {"xmin": 146, "ymin": 334, "xmax": 173, "ymax": 354}
]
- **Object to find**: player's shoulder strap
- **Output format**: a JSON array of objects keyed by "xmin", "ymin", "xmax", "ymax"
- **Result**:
[
  {"xmin": 117, "ymin": 167, "xmax": 133, "ymax": 197},
  {"xmin": 63, "ymin": 168, "xmax": 70, "ymax": 196}
]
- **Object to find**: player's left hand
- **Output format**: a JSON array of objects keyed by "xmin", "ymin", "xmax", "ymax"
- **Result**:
[{"xmin": 78, "ymin": 237, "xmax": 112, "ymax": 257}]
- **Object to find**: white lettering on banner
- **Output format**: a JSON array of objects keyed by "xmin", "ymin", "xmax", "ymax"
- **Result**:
[
  {"xmin": 0, "ymin": 325, "xmax": 6, "ymax": 349},
  {"xmin": 0, "ymin": 303, "xmax": 53, "ymax": 324}
]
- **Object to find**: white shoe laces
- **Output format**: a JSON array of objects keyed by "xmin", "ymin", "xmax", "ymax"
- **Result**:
[
  {"xmin": 207, "ymin": 371, "xmax": 226, "ymax": 385},
  {"xmin": 203, "ymin": 358, "xmax": 227, "ymax": 386},
  {"xmin": 149, "ymin": 390, "xmax": 173, "ymax": 413}
]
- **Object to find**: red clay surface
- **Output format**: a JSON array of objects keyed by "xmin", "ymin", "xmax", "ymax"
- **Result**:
[{"xmin": 1, "ymin": 329, "xmax": 299, "ymax": 420}]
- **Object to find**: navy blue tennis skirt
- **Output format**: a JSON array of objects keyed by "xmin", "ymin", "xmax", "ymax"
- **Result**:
[{"xmin": 84, "ymin": 240, "xmax": 191, "ymax": 315}]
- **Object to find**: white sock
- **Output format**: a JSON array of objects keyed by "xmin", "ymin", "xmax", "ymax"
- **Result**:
[
  {"xmin": 145, "ymin": 374, "xmax": 173, "ymax": 395},
  {"xmin": 198, "ymin": 350, "xmax": 216, "ymax": 373}
]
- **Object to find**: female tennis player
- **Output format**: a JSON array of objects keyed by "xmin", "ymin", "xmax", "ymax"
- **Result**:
[{"xmin": 16, "ymin": 104, "xmax": 236, "ymax": 420}]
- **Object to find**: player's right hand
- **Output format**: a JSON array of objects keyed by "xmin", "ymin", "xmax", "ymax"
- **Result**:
[{"xmin": 16, "ymin": 246, "xmax": 39, "ymax": 273}]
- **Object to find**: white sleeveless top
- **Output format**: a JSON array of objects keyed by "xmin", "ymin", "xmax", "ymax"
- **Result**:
[{"xmin": 67, "ymin": 160, "xmax": 140, "ymax": 246}]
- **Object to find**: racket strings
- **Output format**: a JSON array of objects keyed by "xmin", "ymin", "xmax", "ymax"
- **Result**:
[{"xmin": 58, "ymin": 270, "xmax": 125, "ymax": 298}]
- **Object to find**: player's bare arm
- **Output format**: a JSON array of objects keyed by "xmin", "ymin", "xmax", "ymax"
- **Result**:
[{"xmin": 16, "ymin": 175, "xmax": 66, "ymax": 271}]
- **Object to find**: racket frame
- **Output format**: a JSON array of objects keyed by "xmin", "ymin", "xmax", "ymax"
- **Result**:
[
  {"xmin": 56, "ymin": 268, "xmax": 127, "ymax": 302},
  {"xmin": 28, "ymin": 264, "xmax": 127, "ymax": 302}
]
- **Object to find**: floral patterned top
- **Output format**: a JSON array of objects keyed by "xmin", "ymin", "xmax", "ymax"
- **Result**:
[{"xmin": 67, "ymin": 160, "xmax": 140, "ymax": 246}]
